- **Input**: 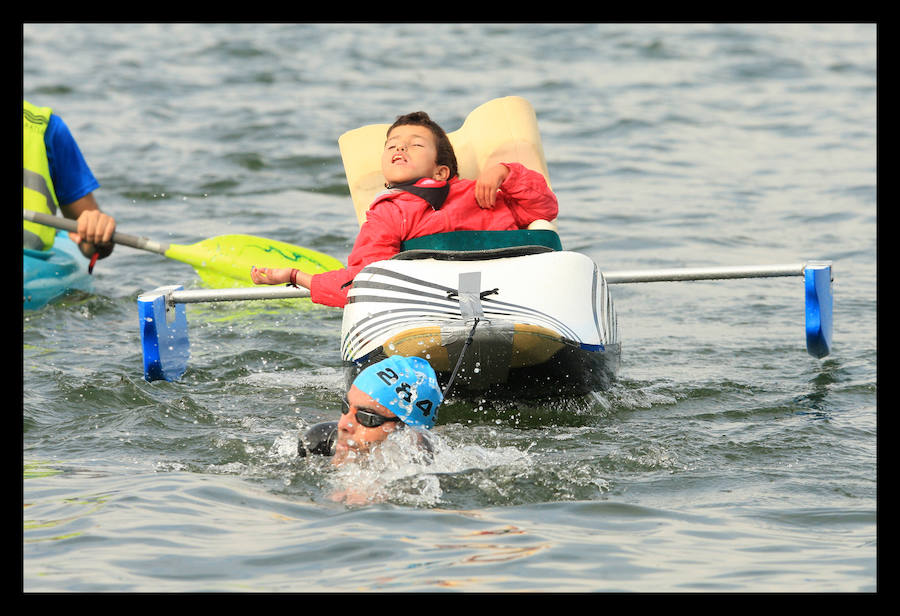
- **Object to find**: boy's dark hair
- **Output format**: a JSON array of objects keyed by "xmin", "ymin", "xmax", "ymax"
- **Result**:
[{"xmin": 387, "ymin": 111, "xmax": 458, "ymax": 179}]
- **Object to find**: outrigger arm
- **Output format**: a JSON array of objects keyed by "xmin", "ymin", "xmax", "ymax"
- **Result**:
[
  {"xmin": 603, "ymin": 261, "xmax": 833, "ymax": 359},
  {"xmin": 136, "ymin": 260, "xmax": 832, "ymax": 382}
]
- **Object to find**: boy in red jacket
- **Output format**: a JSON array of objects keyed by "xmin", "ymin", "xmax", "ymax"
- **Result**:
[{"xmin": 251, "ymin": 111, "xmax": 558, "ymax": 307}]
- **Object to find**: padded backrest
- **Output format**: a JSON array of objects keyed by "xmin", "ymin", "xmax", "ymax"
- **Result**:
[{"xmin": 338, "ymin": 96, "xmax": 553, "ymax": 227}]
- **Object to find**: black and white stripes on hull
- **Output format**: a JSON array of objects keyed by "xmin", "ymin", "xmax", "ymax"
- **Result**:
[{"xmin": 340, "ymin": 247, "xmax": 621, "ymax": 400}]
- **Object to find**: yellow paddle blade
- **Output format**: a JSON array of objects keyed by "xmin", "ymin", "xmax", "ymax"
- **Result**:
[{"xmin": 163, "ymin": 234, "xmax": 344, "ymax": 288}]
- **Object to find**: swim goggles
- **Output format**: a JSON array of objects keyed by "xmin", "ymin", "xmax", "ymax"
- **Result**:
[{"xmin": 341, "ymin": 398, "xmax": 403, "ymax": 429}]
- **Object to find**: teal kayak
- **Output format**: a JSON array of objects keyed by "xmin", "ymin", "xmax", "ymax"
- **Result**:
[{"xmin": 24, "ymin": 230, "xmax": 93, "ymax": 310}]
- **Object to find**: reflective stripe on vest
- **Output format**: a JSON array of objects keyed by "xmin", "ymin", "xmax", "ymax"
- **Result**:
[{"xmin": 23, "ymin": 100, "xmax": 59, "ymax": 250}]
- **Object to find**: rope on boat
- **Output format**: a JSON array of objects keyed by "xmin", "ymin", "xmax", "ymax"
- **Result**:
[{"xmin": 442, "ymin": 317, "xmax": 480, "ymax": 398}]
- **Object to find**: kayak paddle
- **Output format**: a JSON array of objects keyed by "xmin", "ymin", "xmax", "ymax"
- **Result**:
[{"xmin": 23, "ymin": 210, "xmax": 344, "ymax": 287}]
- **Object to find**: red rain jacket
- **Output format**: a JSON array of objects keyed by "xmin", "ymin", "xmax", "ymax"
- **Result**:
[{"xmin": 310, "ymin": 162, "xmax": 558, "ymax": 307}]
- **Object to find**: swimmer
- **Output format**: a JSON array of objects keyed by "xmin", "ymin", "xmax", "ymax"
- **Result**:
[{"xmin": 298, "ymin": 355, "xmax": 442, "ymax": 465}]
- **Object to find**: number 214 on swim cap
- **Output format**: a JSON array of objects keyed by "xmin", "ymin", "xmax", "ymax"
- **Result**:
[{"xmin": 352, "ymin": 356, "xmax": 443, "ymax": 429}]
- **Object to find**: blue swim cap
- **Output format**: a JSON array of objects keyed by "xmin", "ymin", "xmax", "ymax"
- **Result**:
[{"xmin": 352, "ymin": 355, "xmax": 442, "ymax": 429}]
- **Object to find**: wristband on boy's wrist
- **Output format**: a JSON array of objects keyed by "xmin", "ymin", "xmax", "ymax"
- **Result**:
[{"xmin": 289, "ymin": 268, "xmax": 300, "ymax": 287}]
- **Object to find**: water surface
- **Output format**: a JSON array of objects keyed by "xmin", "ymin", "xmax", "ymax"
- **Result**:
[{"xmin": 23, "ymin": 23, "xmax": 877, "ymax": 592}]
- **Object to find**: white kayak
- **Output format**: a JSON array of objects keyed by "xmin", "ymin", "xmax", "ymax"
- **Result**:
[{"xmin": 340, "ymin": 236, "xmax": 620, "ymax": 399}]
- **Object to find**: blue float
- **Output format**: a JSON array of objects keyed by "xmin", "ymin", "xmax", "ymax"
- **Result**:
[
  {"xmin": 138, "ymin": 285, "xmax": 190, "ymax": 382},
  {"xmin": 805, "ymin": 262, "xmax": 834, "ymax": 358}
]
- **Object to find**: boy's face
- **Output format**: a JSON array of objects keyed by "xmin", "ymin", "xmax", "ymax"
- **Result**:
[{"xmin": 382, "ymin": 124, "xmax": 450, "ymax": 185}]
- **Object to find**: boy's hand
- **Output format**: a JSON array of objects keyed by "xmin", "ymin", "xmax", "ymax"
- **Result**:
[
  {"xmin": 251, "ymin": 266, "xmax": 291, "ymax": 285},
  {"xmin": 474, "ymin": 163, "xmax": 510, "ymax": 209}
]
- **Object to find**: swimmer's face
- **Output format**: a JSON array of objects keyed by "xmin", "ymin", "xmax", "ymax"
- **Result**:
[
  {"xmin": 382, "ymin": 124, "xmax": 450, "ymax": 186},
  {"xmin": 333, "ymin": 385, "xmax": 401, "ymax": 466}
]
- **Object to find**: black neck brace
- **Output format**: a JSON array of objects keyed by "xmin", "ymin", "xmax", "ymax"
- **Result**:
[{"xmin": 386, "ymin": 177, "xmax": 451, "ymax": 210}]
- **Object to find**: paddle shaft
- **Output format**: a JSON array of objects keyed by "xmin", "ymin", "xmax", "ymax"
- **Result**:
[{"xmin": 24, "ymin": 210, "xmax": 168, "ymax": 254}]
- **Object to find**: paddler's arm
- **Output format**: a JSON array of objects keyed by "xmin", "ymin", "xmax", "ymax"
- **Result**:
[{"xmin": 60, "ymin": 193, "xmax": 116, "ymax": 259}]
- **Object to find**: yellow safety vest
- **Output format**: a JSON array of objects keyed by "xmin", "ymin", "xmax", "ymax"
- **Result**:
[{"xmin": 23, "ymin": 100, "xmax": 59, "ymax": 250}]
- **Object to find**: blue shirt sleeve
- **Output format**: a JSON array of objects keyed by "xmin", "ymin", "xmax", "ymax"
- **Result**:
[{"xmin": 44, "ymin": 113, "xmax": 100, "ymax": 206}]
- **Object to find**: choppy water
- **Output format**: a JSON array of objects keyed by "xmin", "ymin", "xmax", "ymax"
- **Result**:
[{"xmin": 23, "ymin": 23, "xmax": 876, "ymax": 592}]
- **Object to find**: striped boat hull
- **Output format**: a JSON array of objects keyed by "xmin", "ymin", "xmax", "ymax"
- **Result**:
[{"xmin": 340, "ymin": 250, "xmax": 620, "ymax": 399}]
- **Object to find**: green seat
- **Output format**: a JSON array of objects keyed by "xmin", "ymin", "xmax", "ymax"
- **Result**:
[{"xmin": 400, "ymin": 229, "xmax": 562, "ymax": 253}]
